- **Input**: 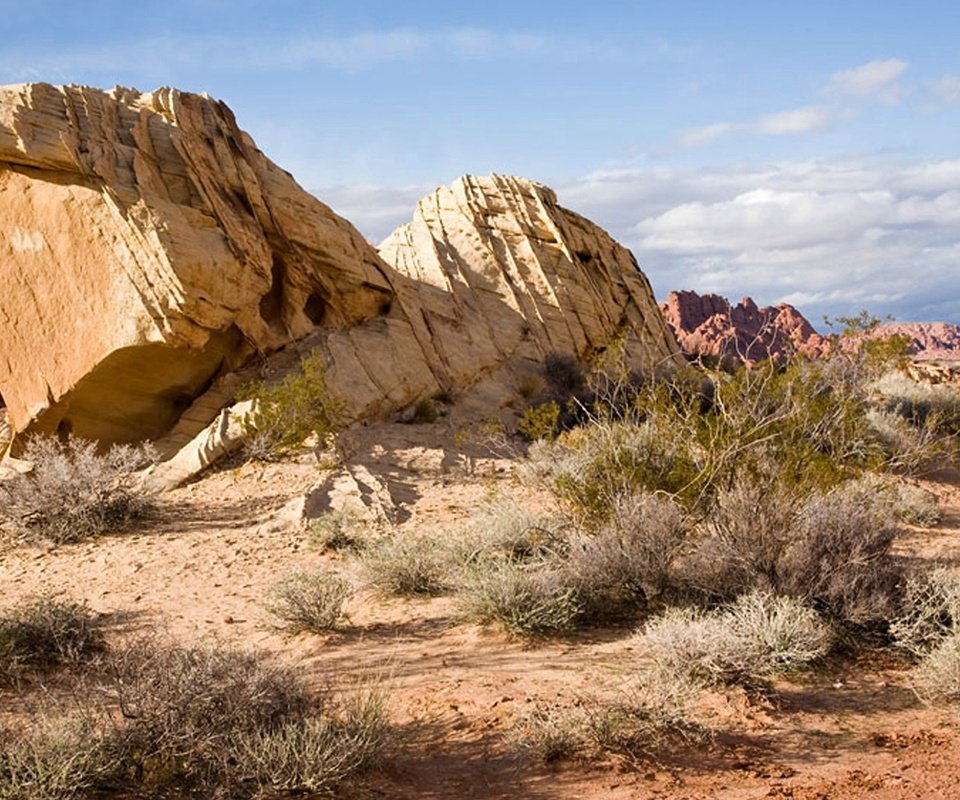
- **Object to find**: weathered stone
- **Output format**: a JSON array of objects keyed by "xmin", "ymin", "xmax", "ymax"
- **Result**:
[{"xmin": 0, "ymin": 82, "xmax": 392, "ymax": 444}]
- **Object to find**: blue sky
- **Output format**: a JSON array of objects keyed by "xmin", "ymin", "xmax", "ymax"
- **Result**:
[{"xmin": 3, "ymin": 1, "xmax": 959, "ymax": 324}]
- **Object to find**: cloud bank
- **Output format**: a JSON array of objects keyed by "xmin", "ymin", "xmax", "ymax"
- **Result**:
[{"xmin": 320, "ymin": 158, "xmax": 960, "ymax": 325}]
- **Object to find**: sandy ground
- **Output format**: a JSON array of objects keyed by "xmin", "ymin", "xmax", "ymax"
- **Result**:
[{"xmin": 1, "ymin": 419, "xmax": 958, "ymax": 799}]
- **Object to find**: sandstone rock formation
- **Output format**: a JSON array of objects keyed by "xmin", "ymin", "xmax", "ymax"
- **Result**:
[
  {"xmin": 0, "ymin": 82, "xmax": 393, "ymax": 444},
  {"xmin": 379, "ymin": 174, "xmax": 682, "ymax": 384},
  {"xmin": 659, "ymin": 290, "xmax": 829, "ymax": 364},
  {"xmin": 1, "ymin": 84, "xmax": 680, "ymax": 459}
]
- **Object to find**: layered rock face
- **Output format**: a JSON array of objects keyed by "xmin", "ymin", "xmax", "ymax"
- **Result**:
[
  {"xmin": 379, "ymin": 174, "xmax": 681, "ymax": 384},
  {"xmin": 870, "ymin": 322, "xmax": 960, "ymax": 361},
  {"xmin": 660, "ymin": 290, "xmax": 829, "ymax": 364},
  {"xmin": 1, "ymin": 84, "xmax": 680, "ymax": 452},
  {"xmin": 0, "ymin": 83, "xmax": 393, "ymax": 442},
  {"xmin": 661, "ymin": 290, "xmax": 960, "ymax": 365}
]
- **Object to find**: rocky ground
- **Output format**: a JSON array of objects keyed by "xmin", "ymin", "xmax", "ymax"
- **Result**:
[{"xmin": 1, "ymin": 418, "xmax": 959, "ymax": 799}]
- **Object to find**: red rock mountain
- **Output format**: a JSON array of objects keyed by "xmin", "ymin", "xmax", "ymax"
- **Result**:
[
  {"xmin": 659, "ymin": 291, "xmax": 830, "ymax": 364},
  {"xmin": 660, "ymin": 290, "xmax": 960, "ymax": 363}
]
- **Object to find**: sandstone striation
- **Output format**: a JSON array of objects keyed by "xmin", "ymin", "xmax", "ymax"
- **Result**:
[
  {"xmin": 379, "ymin": 174, "xmax": 682, "ymax": 384},
  {"xmin": 0, "ymin": 82, "xmax": 393, "ymax": 443},
  {"xmin": 1, "ymin": 84, "xmax": 680, "ymax": 458},
  {"xmin": 659, "ymin": 290, "xmax": 829, "ymax": 364}
]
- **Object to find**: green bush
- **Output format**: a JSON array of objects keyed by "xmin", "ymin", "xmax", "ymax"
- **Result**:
[
  {"xmin": 238, "ymin": 353, "xmax": 344, "ymax": 458},
  {"xmin": 308, "ymin": 510, "xmax": 371, "ymax": 553},
  {"xmin": 0, "ymin": 437, "xmax": 154, "ymax": 544}
]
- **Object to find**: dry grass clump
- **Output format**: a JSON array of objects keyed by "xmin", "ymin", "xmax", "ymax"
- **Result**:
[
  {"xmin": 455, "ymin": 497, "xmax": 570, "ymax": 564},
  {"xmin": 637, "ymin": 592, "xmax": 832, "ymax": 688},
  {"xmin": 308, "ymin": 510, "xmax": 371, "ymax": 553},
  {"xmin": 358, "ymin": 534, "xmax": 452, "ymax": 597},
  {"xmin": 0, "ymin": 595, "xmax": 103, "ymax": 682},
  {"xmin": 0, "ymin": 638, "xmax": 390, "ymax": 798},
  {"xmin": 891, "ymin": 568, "xmax": 960, "ymax": 657},
  {"xmin": 458, "ymin": 560, "xmax": 581, "ymax": 635},
  {"xmin": 265, "ymin": 570, "xmax": 352, "ymax": 633},
  {"xmin": 0, "ymin": 437, "xmax": 154, "ymax": 544},
  {"xmin": 513, "ymin": 668, "xmax": 709, "ymax": 763},
  {"xmin": 912, "ymin": 633, "xmax": 960, "ymax": 705},
  {"xmin": 0, "ymin": 715, "xmax": 108, "ymax": 800},
  {"xmin": 890, "ymin": 481, "xmax": 942, "ymax": 527}
]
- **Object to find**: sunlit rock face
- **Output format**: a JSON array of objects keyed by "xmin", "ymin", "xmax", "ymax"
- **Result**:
[
  {"xmin": 0, "ymin": 84, "xmax": 679, "ymax": 452},
  {"xmin": 379, "ymin": 173, "xmax": 683, "ymax": 384},
  {"xmin": 0, "ymin": 82, "xmax": 393, "ymax": 442}
]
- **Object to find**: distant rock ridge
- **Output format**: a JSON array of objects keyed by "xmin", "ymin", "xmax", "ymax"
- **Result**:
[
  {"xmin": 659, "ymin": 290, "xmax": 830, "ymax": 364},
  {"xmin": 660, "ymin": 290, "xmax": 960, "ymax": 364},
  {"xmin": 0, "ymin": 83, "xmax": 681, "ymax": 454}
]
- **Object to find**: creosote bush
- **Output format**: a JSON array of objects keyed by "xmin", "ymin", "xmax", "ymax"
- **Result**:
[
  {"xmin": 238, "ymin": 352, "xmax": 344, "ymax": 459},
  {"xmin": 0, "ymin": 595, "xmax": 104, "ymax": 682},
  {"xmin": 266, "ymin": 570, "xmax": 352, "ymax": 633},
  {"xmin": 0, "ymin": 437, "xmax": 155, "ymax": 544}
]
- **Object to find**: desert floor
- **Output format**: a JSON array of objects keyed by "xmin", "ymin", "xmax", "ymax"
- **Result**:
[{"xmin": 2, "ymin": 418, "xmax": 958, "ymax": 800}]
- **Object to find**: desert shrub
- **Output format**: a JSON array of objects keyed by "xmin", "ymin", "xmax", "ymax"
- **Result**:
[
  {"xmin": 637, "ymin": 592, "xmax": 831, "ymax": 687},
  {"xmin": 562, "ymin": 491, "xmax": 686, "ymax": 616},
  {"xmin": 0, "ymin": 715, "xmax": 109, "ymax": 800},
  {"xmin": 308, "ymin": 510, "xmax": 371, "ymax": 553},
  {"xmin": 458, "ymin": 560, "xmax": 581, "ymax": 635},
  {"xmin": 585, "ymin": 668, "xmax": 711, "ymax": 756},
  {"xmin": 238, "ymin": 352, "xmax": 344, "ymax": 458},
  {"xmin": 779, "ymin": 481, "xmax": 901, "ymax": 626},
  {"xmin": 890, "ymin": 568, "xmax": 960, "ymax": 657},
  {"xmin": 691, "ymin": 477, "xmax": 795, "ymax": 598},
  {"xmin": 912, "ymin": 631, "xmax": 960, "ymax": 704},
  {"xmin": 358, "ymin": 535, "xmax": 451, "ymax": 596},
  {"xmin": 874, "ymin": 370, "xmax": 960, "ymax": 438},
  {"xmin": 516, "ymin": 401, "xmax": 561, "ymax": 442},
  {"xmin": 890, "ymin": 481, "xmax": 941, "ymax": 527},
  {"xmin": 542, "ymin": 352, "xmax": 587, "ymax": 396},
  {"xmin": 454, "ymin": 498, "xmax": 569, "ymax": 565},
  {"xmin": 510, "ymin": 704, "xmax": 587, "ymax": 762},
  {"xmin": 0, "ymin": 437, "xmax": 154, "ymax": 544},
  {"xmin": 266, "ymin": 570, "xmax": 352, "ymax": 633},
  {"xmin": 2, "ymin": 639, "xmax": 388, "ymax": 797},
  {"xmin": 233, "ymin": 682, "xmax": 388, "ymax": 794},
  {"xmin": 102, "ymin": 640, "xmax": 310, "ymax": 785},
  {"xmin": 408, "ymin": 398, "xmax": 439, "ymax": 424},
  {"xmin": 0, "ymin": 596, "xmax": 103, "ymax": 681}
]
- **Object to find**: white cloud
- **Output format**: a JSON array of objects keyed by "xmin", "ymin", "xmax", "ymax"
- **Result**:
[
  {"xmin": 552, "ymin": 159, "xmax": 960, "ymax": 323},
  {"xmin": 931, "ymin": 74, "xmax": 960, "ymax": 105},
  {"xmin": 824, "ymin": 58, "xmax": 907, "ymax": 103},
  {"xmin": 678, "ymin": 122, "xmax": 736, "ymax": 147},
  {"xmin": 755, "ymin": 105, "xmax": 833, "ymax": 135}
]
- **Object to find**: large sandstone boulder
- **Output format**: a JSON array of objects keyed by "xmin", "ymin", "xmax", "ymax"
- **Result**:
[
  {"xmin": 1, "ymin": 83, "xmax": 680, "ymax": 461},
  {"xmin": 379, "ymin": 174, "xmax": 682, "ymax": 383},
  {"xmin": 0, "ymin": 83, "xmax": 392, "ymax": 443}
]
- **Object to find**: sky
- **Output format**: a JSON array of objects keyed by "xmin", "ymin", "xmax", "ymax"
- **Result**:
[{"xmin": 2, "ymin": 0, "xmax": 959, "ymax": 325}]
